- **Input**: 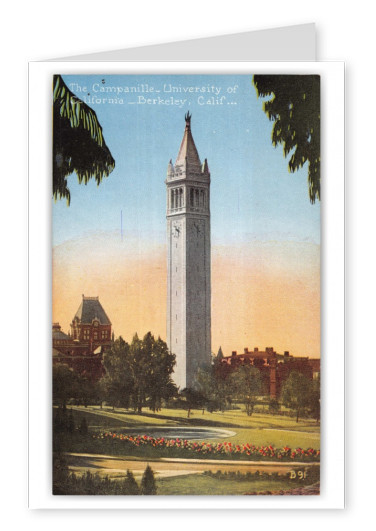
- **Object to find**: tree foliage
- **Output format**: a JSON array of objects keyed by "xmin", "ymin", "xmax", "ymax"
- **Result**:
[
  {"xmin": 53, "ymin": 363, "xmax": 101, "ymax": 408},
  {"xmin": 53, "ymin": 363, "xmax": 80, "ymax": 408},
  {"xmin": 101, "ymin": 337, "xmax": 134, "ymax": 409},
  {"xmin": 125, "ymin": 470, "xmax": 140, "ymax": 495},
  {"xmin": 140, "ymin": 464, "xmax": 157, "ymax": 495},
  {"xmin": 308, "ymin": 374, "xmax": 320, "ymax": 423},
  {"xmin": 179, "ymin": 387, "xmax": 207, "ymax": 417},
  {"xmin": 53, "ymin": 74, "xmax": 115, "ymax": 205},
  {"xmin": 253, "ymin": 75, "xmax": 320, "ymax": 203},
  {"xmin": 102, "ymin": 333, "xmax": 177, "ymax": 413},
  {"xmin": 196, "ymin": 359, "xmax": 231, "ymax": 413},
  {"xmin": 281, "ymin": 371, "xmax": 317, "ymax": 422},
  {"xmin": 229, "ymin": 364, "xmax": 262, "ymax": 416}
]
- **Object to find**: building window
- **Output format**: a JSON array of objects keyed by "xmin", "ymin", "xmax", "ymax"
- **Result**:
[
  {"xmin": 83, "ymin": 329, "xmax": 90, "ymax": 340},
  {"xmin": 101, "ymin": 331, "xmax": 108, "ymax": 339},
  {"xmin": 93, "ymin": 332, "xmax": 98, "ymax": 340}
]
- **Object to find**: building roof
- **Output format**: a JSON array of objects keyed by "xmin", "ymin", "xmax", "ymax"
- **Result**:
[
  {"xmin": 73, "ymin": 295, "xmax": 111, "ymax": 325},
  {"xmin": 175, "ymin": 112, "xmax": 201, "ymax": 170},
  {"xmin": 52, "ymin": 323, "xmax": 70, "ymax": 340}
]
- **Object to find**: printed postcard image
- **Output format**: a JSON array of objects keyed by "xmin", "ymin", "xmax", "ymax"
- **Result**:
[{"xmin": 52, "ymin": 73, "xmax": 320, "ymax": 496}]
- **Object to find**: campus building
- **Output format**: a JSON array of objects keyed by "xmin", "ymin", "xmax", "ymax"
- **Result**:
[
  {"xmin": 52, "ymin": 295, "xmax": 112, "ymax": 381},
  {"xmin": 218, "ymin": 347, "xmax": 320, "ymax": 399}
]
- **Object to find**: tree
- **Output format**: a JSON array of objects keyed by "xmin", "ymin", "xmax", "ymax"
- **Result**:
[
  {"xmin": 129, "ymin": 332, "xmax": 176, "ymax": 413},
  {"xmin": 253, "ymin": 75, "xmax": 320, "ymax": 203},
  {"xmin": 100, "ymin": 333, "xmax": 176, "ymax": 413},
  {"xmin": 75, "ymin": 374, "xmax": 100, "ymax": 407},
  {"xmin": 129, "ymin": 333, "xmax": 153, "ymax": 413},
  {"xmin": 180, "ymin": 387, "xmax": 207, "ymax": 418},
  {"xmin": 230, "ymin": 364, "xmax": 262, "ymax": 416},
  {"xmin": 196, "ymin": 362, "xmax": 231, "ymax": 413},
  {"xmin": 53, "ymin": 75, "xmax": 115, "ymax": 205},
  {"xmin": 147, "ymin": 336, "xmax": 177, "ymax": 412},
  {"xmin": 281, "ymin": 371, "xmax": 315, "ymax": 422},
  {"xmin": 101, "ymin": 337, "xmax": 134, "ymax": 409},
  {"xmin": 268, "ymin": 398, "xmax": 280, "ymax": 415},
  {"xmin": 125, "ymin": 470, "xmax": 140, "ymax": 495},
  {"xmin": 53, "ymin": 363, "xmax": 80, "ymax": 408},
  {"xmin": 308, "ymin": 374, "xmax": 320, "ymax": 423},
  {"xmin": 140, "ymin": 465, "xmax": 157, "ymax": 495}
]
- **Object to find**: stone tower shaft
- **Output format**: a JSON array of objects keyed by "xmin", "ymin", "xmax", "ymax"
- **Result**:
[{"xmin": 166, "ymin": 114, "xmax": 211, "ymax": 390}]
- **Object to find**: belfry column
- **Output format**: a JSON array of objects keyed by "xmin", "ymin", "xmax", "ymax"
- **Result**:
[{"xmin": 166, "ymin": 113, "xmax": 211, "ymax": 390}]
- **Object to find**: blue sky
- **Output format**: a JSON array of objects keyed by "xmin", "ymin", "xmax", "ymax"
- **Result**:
[{"xmin": 53, "ymin": 74, "xmax": 320, "ymax": 247}]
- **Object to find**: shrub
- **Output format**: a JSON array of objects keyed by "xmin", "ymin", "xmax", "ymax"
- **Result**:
[
  {"xmin": 140, "ymin": 465, "xmax": 157, "ymax": 495},
  {"xmin": 124, "ymin": 470, "xmax": 140, "ymax": 495}
]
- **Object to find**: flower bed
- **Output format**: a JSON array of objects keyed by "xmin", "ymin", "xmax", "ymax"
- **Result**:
[{"xmin": 92, "ymin": 432, "xmax": 320, "ymax": 462}]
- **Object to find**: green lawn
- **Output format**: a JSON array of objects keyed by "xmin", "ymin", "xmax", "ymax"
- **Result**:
[
  {"xmin": 70, "ymin": 406, "xmax": 320, "ymax": 449},
  {"xmin": 156, "ymin": 473, "xmax": 316, "ymax": 496}
]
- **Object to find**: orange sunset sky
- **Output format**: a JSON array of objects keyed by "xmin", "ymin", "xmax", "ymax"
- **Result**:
[
  {"xmin": 53, "ymin": 75, "xmax": 321, "ymax": 360},
  {"xmin": 52, "ymin": 231, "xmax": 320, "ymax": 358}
]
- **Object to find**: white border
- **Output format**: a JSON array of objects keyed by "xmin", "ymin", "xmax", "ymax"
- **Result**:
[{"xmin": 29, "ymin": 61, "xmax": 344, "ymax": 509}]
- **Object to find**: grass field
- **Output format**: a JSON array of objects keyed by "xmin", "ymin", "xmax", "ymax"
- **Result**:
[
  {"xmin": 156, "ymin": 473, "xmax": 312, "ymax": 495},
  {"xmin": 69, "ymin": 405, "xmax": 320, "ymax": 449},
  {"xmin": 55, "ymin": 406, "xmax": 320, "ymax": 495}
]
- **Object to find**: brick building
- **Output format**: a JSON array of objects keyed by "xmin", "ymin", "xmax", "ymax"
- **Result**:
[
  {"xmin": 219, "ymin": 347, "xmax": 320, "ymax": 399},
  {"xmin": 52, "ymin": 295, "xmax": 112, "ymax": 381}
]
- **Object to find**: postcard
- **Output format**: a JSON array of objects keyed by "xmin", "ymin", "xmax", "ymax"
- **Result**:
[
  {"xmin": 29, "ymin": 61, "xmax": 344, "ymax": 509},
  {"xmin": 51, "ymin": 71, "xmax": 322, "ymax": 497}
]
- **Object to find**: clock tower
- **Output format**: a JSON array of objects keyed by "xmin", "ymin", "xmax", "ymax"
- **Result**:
[{"xmin": 166, "ymin": 112, "xmax": 211, "ymax": 390}]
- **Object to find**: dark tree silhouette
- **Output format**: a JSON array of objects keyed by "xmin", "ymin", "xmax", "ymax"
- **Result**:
[
  {"xmin": 125, "ymin": 470, "xmax": 140, "ymax": 495},
  {"xmin": 140, "ymin": 465, "xmax": 157, "ymax": 495},
  {"xmin": 229, "ymin": 364, "xmax": 262, "ymax": 416},
  {"xmin": 53, "ymin": 75, "xmax": 115, "ymax": 205},
  {"xmin": 281, "ymin": 371, "xmax": 315, "ymax": 423},
  {"xmin": 253, "ymin": 75, "xmax": 320, "ymax": 203}
]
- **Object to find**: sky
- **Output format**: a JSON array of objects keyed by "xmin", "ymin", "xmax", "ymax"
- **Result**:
[{"xmin": 53, "ymin": 74, "xmax": 320, "ymax": 358}]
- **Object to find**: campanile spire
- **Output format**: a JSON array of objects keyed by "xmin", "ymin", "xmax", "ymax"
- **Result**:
[{"xmin": 175, "ymin": 112, "xmax": 202, "ymax": 172}]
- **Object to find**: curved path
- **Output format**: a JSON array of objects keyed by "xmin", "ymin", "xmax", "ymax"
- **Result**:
[{"xmin": 66, "ymin": 452, "xmax": 319, "ymax": 480}]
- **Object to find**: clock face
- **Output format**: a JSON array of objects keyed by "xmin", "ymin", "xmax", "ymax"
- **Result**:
[
  {"xmin": 172, "ymin": 221, "xmax": 181, "ymax": 238},
  {"xmin": 192, "ymin": 220, "xmax": 203, "ymax": 237}
]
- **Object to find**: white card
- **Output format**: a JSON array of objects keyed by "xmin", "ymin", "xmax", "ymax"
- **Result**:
[
  {"xmin": 49, "ymin": 23, "xmax": 316, "ymax": 61},
  {"xmin": 29, "ymin": 26, "xmax": 344, "ymax": 511}
]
